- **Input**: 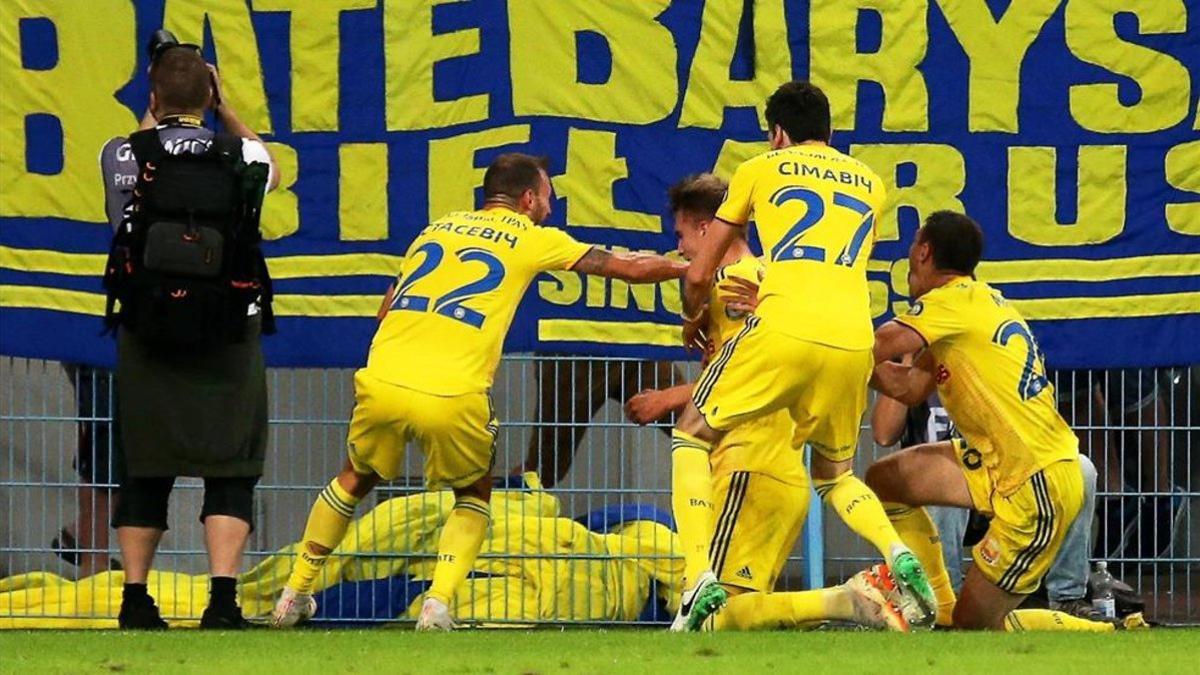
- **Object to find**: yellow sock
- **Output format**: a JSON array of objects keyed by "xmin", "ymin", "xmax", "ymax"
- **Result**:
[
  {"xmin": 427, "ymin": 496, "xmax": 491, "ymax": 605},
  {"xmin": 884, "ymin": 502, "xmax": 957, "ymax": 626},
  {"xmin": 815, "ymin": 472, "xmax": 906, "ymax": 562},
  {"xmin": 711, "ymin": 589, "xmax": 852, "ymax": 631},
  {"xmin": 1004, "ymin": 609, "xmax": 1115, "ymax": 632},
  {"xmin": 286, "ymin": 478, "xmax": 361, "ymax": 594},
  {"xmin": 671, "ymin": 430, "xmax": 715, "ymax": 587}
]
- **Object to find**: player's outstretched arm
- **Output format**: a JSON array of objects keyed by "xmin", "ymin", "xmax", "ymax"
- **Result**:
[
  {"xmin": 624, "ymin": 384, "xmax": 694, "ymax": 425},
  {"xmin": 570, "ymin": 247, "xmax": 687, "ymax": 283}
]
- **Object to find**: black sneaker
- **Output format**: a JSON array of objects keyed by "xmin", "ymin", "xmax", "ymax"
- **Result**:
[
  {"xmin": 200, "ymin": 603, "xmax": 252, "ymax": 630},
  {"xmin": 1049, "ymin": 598, "xmax": 1101, "ymax": 621},
  {"xmin": 118, "ymin": 597, "xmax": 168, "ymax": 630}
]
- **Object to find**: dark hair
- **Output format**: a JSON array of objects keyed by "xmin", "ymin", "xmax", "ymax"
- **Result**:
[
  {"xmin": 918, "ymin": 211, "xmax": 984, "ymax": 275},
  {"xmin": 668, "ymin": 173, "xmax": 727, "ymax": 218},
  {"xmin": 483, "ymin": 153, "xmax": 550, "ymax": 201},
  {"xmin": 764, "ymin": 81, "xmax": 832, "ymax": 144},
  {"xmin": 150, "ymin": 48, "xmax": 211, "ymax": 114}
]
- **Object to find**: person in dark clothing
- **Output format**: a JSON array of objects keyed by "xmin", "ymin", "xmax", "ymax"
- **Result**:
[{"xmin": 99, "ymin": 46, "xmax": 279, "ymax": 629}]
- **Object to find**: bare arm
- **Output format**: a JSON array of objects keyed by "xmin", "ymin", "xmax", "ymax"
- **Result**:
[
  {"xmin": 870, "ymin": 351, "xmax": 936, "ymax": 406},
  {"xmin": 683, "ymin": 218, "xmax": 742, "ymax": 320},
  {"xmin": 873, "ymin": 320, "xmax": 927, "ymax": 365},
  {"xmin": 871, "ymin": 394, "xmax": 909, "ymax": 446},
  {"xmin": 871, "ymin": 352, "xmax": 914, "ymax": 445},
  {"xmin": 570, "ymin": 247, "xmax": 687, "ymax": 283},
  {"xmin": 624, "ymin": 383, "xmax": 694, "ymax": 425}
]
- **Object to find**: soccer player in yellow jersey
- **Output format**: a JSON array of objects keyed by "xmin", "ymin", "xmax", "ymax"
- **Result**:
[
  {"xmin": 271, "ymin": 153, "xmax": 687, "ymax": 630},
  {"xmin": 866, "ymin": 211, "xmax": 1123, "ymax": 632},
  {"xmin": 668, "ymin": 82, "xmax": 935, "ymax": 631},
  {"xmin": 626, "ymin": 174, "xmax": 907, "ymax": 632}
]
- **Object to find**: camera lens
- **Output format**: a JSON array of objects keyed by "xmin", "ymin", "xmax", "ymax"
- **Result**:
[{"xmin": 146, "ymin": 29, "xmax": 180, "ymax": 62}]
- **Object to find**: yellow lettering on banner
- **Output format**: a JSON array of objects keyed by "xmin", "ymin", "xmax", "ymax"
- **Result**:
[
  {"xmin": 260, "ymin": 142, "xmax": 299, "ymax": 240},
  {"xmin": 660, "ymin": 278, "xmax": 682, "ymax": 315},
  {"xmin": 810, "ymin": 0, "xmax": 930, "ymax": 132},
  {"xmin": 680, "ymin": 0, "xmax": 791, "ymax": 130},
  {"xmin": 850, "ymin": 144, "xmax": 966, "ymax": 243},
  {"xmin": 509, "ymin": 0, "xmax": 677, "ymax": 124},
  {"xmin": 866, "ymin": 259, "xmax": 890, "ymax": 319},
  {"xmin": 426, "ymin": 125, "xmax": 530, "ymax": 221},
  {"xmin": 890, "ymin": 259, "xmax": 911, "ymax": 315},
  {"xmin": 0, "ymin": 1, "xmax": 136, "ymax": 222},
  {"xmin": 539, "ymin": 271, "xmax": 582, "ymax": 306},
  {"xmin": 1165, "ymin": 140, "xmax": 1200, "ymax": 236},
  {"xmin": 253, "ymin": 0, "xmax": 374, "ymax": 132},
  {"xmin": 1007, "ymin": 146, "xmax": 1126, "ymax": 246},
  {"xmin": 385, "ymin": 0, "xmax": 488, "ymax": 131},
  {"xmin": 937, "ymin": 0, "xmax": 1058, "ymax": 133},
  {"xmin": 1066, "ymin": 0, "xmax": 1190, "ymax": 133},
  {"xmin": 610, "ymin": 278, "xmax": 658, "ymax": 312},
  {"xmin": 868, "ymin": 277, "xmax": 890, "ymax": 319},
  {"xmin": 163, "ymin": 0, "xmax": 272, "ymax": 133},
  {"xmin": 713, "ymin": 140, "xmax": 769, "ymax": 179},
  {"xmin": 554, "ymin": 129, "xmax": 660, "ymax": 232},
  {"xmin": 339, "ymin": 143, "xmax": 389, "ymax": 241},
  {"xmin": 586, "ymin": 275, "xmax": 606, "ymax": 308}
]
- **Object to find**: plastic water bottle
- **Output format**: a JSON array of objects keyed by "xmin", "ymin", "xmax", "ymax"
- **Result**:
[{"xmin": 1091, "ymin": 561, "xmax": 1117, "ymax": 620}]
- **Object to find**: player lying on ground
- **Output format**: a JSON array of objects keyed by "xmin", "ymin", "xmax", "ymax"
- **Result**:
[
  {"xmin": 625, "ymin": 174, "xmax": 907, "ymax": 632},
  {"xmin": 872, "ymin": 383, "xmax": 1105, "ymax": 624},
  {"xmin": 666, "ymin": 81, "xmax": 935, "ymax": 632},
  {"xmin": 272, "ymin": 154, "xmax": 687, "ymax": 630},
  {"xmin": 865, "ymin": 211, "xmax": 1139, "ymax": 632}
]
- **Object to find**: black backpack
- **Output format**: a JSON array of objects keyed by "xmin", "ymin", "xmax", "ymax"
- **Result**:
[{"xmin": 103, "ymin": 127, "xmax": 276, "ymax": 350}]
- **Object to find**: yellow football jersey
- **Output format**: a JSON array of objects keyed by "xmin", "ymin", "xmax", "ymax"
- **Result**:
[
  {"xmin": 894, "ymin": 277, "xmax": 1078, "ymax": 496},
  {"xmin": 706, "ymin": 255, "xmax": 807, "ymax": 487},
  {"xmin": 366, "ymin": 207, "xmax": 591, "ymax": 395},
  {"xmin": 715, "ymin": 144, "xmax": 885, "ymax": 350}
]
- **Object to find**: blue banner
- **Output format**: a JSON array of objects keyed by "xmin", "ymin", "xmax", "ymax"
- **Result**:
[{"xmin": 1, "ymin": 0, "xmax": 1197, "ymax": 368}]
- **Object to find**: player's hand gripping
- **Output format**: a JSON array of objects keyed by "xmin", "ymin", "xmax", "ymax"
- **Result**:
[
  {"xmin": 682, "ymin": 308, "xmax": 710, "ymax": 354},
  {"xmin": 625, "ymin": 390, "xmax": 674, "ymax": 425},
  {"xmin": 718, "ymin": 276, "xmax": 761, "ymax": 313}
]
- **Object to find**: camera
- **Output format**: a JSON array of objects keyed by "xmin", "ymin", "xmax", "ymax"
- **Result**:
[
  {"xmin": 145, "ymin": 29, "xmax": 220, "ymax": 108},
  {"xmin": 146, "ymin": 29, "xmax": 181, "ymax": 65}
]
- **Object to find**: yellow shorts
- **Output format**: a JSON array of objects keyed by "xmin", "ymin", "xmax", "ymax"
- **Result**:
[
  {"xmin": 346, "ymin": 370, "xmax": 498, "ymax": 489},
  {"xmin": 709, "ymin": 470, "xmax": 810, "ymax": 593},
  {"xmin": 693, "ymin": 317, "xmax": 872, "ymax": 463},
  {"xmin": 960, "ymin": 448, "xmax": 1084, "ymax": 595}
]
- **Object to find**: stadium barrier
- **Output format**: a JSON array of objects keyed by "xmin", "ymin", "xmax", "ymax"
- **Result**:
[{"xmin": 1, "ymin": 357, "xmax": 1195, "ymax": 626}]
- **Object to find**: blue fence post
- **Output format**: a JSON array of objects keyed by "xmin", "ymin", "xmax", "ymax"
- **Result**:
[{"xmin": 804, "ymin": 444, "xmax": 824, "ymax": 589}]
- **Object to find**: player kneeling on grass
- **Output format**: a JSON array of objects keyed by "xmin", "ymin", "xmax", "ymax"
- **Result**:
[
  {"xmin": 865, "ymin": 211, "xmax": 1142, "ymax": 632},
  {"xmin": 625, "ymin": 174, "xmax": 908, "ymax": 632},
  {"xmin": 272, "ymin": 153, "xmax": 687, "ymax": 630},
  {"xmin": 667, "ymin": 82, "xmax": 936, "ymax": 633}
]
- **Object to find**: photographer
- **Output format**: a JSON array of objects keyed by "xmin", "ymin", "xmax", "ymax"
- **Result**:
[{"xmin": 99, "ymin": 36, "xmax": 278, "ymax": 629}]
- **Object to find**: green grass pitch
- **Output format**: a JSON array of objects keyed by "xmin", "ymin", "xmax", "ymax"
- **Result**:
[{"xmin": 2, "ymin": 628, "xmax": 1197, "ymax": 674}]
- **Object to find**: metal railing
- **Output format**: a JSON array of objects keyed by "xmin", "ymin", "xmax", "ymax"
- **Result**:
[{"xmin": 1, "ymin": 357, "xmax": 1195, "ymax": 625}]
